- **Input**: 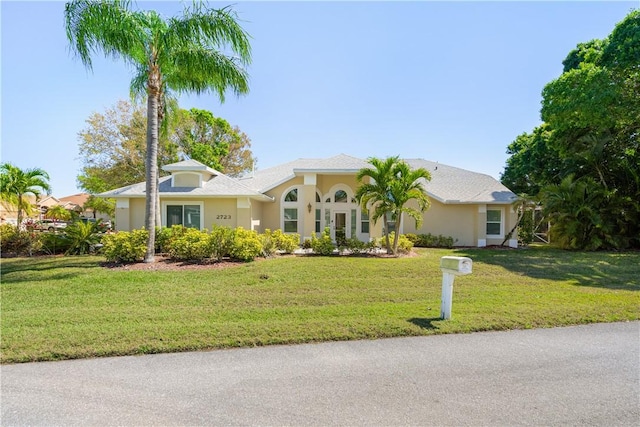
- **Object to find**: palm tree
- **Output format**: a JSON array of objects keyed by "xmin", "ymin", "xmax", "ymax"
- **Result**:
[
  {"xmin": 0, "ymin": 163, "xmax": 51, "ymax": 228},
  {"xmin": 45, "ymin": 205, "xmax": 72, "ymax": 223},
  {"xmin": 540, "ymin": 174, "xmax": 612, "ymax": 250},
  {"xmin": 356, "ymin": 157, "xmax": 398, "ymax": 253},
  {"xmin": 356, "ymin": 157, "xmax": 431, "ymax": 255},
  {"xmin": 65, "ymin": 0, "xmax": 251, "ymax": 262}
]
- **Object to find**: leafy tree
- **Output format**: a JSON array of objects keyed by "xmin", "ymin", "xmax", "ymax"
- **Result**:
[
  {"xmin": 0, "ymin": 163, "xmax": 51, "ymax": 227},
  {"xmin": 220, "ymin": 126, "xmax": 255, "ymax": 177},
  {"xmin": 77, "ymin": 100, "xmax": 178, "ymax": 194},
  {"xmin": 65, "ymin": 0, "xmax": 251, "ymax": 262},
  {"xmin": 171, "ymin": 108, "xmax": 253, "ymax": 172},
  {"xmin": 356, "ymin": 157, "xmax": 431, "ymax": 255},
  {"xmin": 502, "ymin": 10, "xmax": 640, "ymax": 249},
  {"xmin": 78, "ymin": 100, "xmax": 256, "ymax": 193},
  {"xmin": 501, "ymin": 124, "xmax": 565, "ymax": 196}
]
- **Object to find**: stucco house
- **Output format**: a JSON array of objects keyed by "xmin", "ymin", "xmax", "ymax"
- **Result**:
[{"xmin": 100, "ymin": 154, "xmax": 519, "ymax": 248}]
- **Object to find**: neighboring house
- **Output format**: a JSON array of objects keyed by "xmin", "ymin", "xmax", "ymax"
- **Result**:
[
  {"xmin": 99, "ymin": 154, "xmax": 519, "ymax": 248},
  {"xmin": 58, "ymin": 193, "xmax": 109, "ymax": 221}
]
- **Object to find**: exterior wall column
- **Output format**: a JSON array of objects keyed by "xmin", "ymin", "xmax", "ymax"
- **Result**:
[
  {"xmin": 507, "ymin": 206, "xmax": 518, "ymax": 248},
  {"xmin": 477, "ymin": 204, "xmax": 487, "ymax": 247},
  {"xmin": 236, "ymin": 198, "xmax": 251, "ymax": 230},
  {"xmin": 302, "ymin": 173, "xmax": 317, "ymax": 243},
  {"xmin": 115, "ymin": 199, "xmax": 130, "ymax": 232}
]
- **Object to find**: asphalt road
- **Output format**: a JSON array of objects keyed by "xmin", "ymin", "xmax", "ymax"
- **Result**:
[{"xmin": 2, "ymin": 322, "xmax": 638, "ymax": 426}]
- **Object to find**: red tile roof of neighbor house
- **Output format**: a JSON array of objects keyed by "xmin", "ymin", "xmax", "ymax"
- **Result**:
[{"xmin": 58, "ymin": 193, "xmax": 90, "ymax": 207}]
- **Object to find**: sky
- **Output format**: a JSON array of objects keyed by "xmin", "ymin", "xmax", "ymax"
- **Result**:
[{"xmin": 1, "ymin": 0, "xmax": 638, "ymax": 197}]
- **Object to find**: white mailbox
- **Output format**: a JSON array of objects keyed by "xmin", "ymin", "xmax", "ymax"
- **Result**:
[
  {"xmin": 440, "ymin": 256, "xmax": 472, "ymax": 275},
  {"xmin": 439, "ymin": 256, "xmax": 472, "ymax": 320}
]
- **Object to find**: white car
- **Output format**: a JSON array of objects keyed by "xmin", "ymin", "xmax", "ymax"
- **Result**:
[{"xmin": 34, "ymin": 219, "xmax": 67, "ymax": 232}]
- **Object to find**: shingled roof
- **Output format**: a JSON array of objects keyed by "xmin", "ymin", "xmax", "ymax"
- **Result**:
[
  {"xmin": 240, "ymin": 154, "xmax": 516, "ymax": 204},
  {"xmin": 100, "ymin": 155, "xmax": 516, "ymax": 205}
]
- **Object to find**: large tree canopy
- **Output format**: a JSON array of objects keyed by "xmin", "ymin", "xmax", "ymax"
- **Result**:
[
  {"xmin": 77, "ymin": 100, "xmax": 256, "ymax": 194},
  {"xmin": 65, "ymin": 0, "xmax": 251, "ymax": 262},
  {"xmin": 170, "ymin": 107, "xmax": 255, "ymax": 175},
  {"xmin": 501, "ymin": 10, "xmax": 639, "ymax": 250}
]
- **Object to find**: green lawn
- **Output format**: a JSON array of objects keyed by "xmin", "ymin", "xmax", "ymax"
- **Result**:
[{"xmin": 1, "ymin": 247, "xmax": 638, "ymax": 364}]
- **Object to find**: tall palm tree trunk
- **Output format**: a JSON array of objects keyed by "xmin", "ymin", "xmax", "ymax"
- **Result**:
[
  {"xmin": 16, "ymin": 193, "xmax": 24, "ymax": 228},
  {"xmin": 144, "ymin": 88, "xmax": 159, "ymax": 263}
]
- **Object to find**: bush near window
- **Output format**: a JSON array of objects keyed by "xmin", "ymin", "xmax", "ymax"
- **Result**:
[
  {"xmin": 209, "ymin": 225, "xmax": 235, "ymax": 261},
  {"xmin": 262, "ymin": 229, "xmax": 300, "ymax": 256},
  {"xmin": 311, "ymin": 227, "xmax": 335, "ymax": 255},
  {"xmin": 405, "ymin": 233, "xmax": 455, "ymax": 248},
  {"xmin": 166, "ymin": 227, "xmax": 212, "ymax": 261}
]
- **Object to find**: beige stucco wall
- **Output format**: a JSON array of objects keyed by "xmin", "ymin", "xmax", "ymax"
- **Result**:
[
  {"xmin": 113, "ymin": 175, "xmax": 516, "ymax": 248},
  {"xmin": 403, "ymin": 199, "xmax": 478, "ymax": 246},
  {"xmin": 401, "ymin": 200, "xmax": 518, "ymax": 247},
  {"xmin": 115, "ymin": 197, "xmax": 268, "ymax": 232},
  {"xmin": 262, "ymin": 174, "xmax": 374, "ymax": 242}
]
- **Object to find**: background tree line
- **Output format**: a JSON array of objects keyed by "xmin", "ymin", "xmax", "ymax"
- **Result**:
[
  {"xmin": 77, "ymin": 99, "xmax": 255, "ymax": 195},
  {"xmin": 501, "ymin": 10, "xmax": 639, "ymax": 250}
]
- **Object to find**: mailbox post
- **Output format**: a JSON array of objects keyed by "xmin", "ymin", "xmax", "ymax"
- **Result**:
[{"xmin": 439, "ymin": 256, "xmax": 472, "ymax": 320}]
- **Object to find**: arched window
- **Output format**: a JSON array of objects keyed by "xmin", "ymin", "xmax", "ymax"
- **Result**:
[
  {"xmin": 282, "ymin": 187, "xmax": 300, "ymax": 233},
  {"xmin": 335, "ymin": 190, "xmax": 347, "ymax": 203},
  {"xmin": 284, "ymin": 189, "xmax": 298, "ymax": 202}
]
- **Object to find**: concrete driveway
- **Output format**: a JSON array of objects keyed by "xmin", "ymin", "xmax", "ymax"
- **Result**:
[{"xmin": 2, "ymin": 321, "xmax": 638, "ymax": 426}]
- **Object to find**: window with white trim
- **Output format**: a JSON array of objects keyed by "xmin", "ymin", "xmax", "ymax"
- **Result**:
[
  {"xmin": 284, "ymin": 208, "xmax": 298, "ymax": 232},
  {"xmin": 282, "ymin": 187, "xmax": 300, "ymax": 233},
  {"xmin": 361, "ymin": 211, "xmax": 370, "ymax": 233},
  {"xmin": 166, "ymin": 204, "xmax": 201, "ymax": 229},
  {"xmin": 486, "ymin": 209, "xmax": 503, "ymax": 237}
]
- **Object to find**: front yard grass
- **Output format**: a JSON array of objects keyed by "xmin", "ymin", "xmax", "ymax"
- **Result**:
[{"xmin": 1, "ymin": 247, "xmax": 638, "ymax": 363}]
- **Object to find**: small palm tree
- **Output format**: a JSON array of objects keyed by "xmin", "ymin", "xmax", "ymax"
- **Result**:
[
  {"xmin": 356, "ymin": 157, "xmax": 398, "ymax": 253},
  {"xmin": 0, "ymin": 163, "xmax": 51, "ymax": 227},
  {"xmin": 65, "ymin": 0, "xmax": 251, "ymax": 262},
  {"xmin": 356, "ymin": 157, "xmax": 431, "ymax": 255},
  {"xmin": 65, "ymin": 221, "xmax": 101, "ymax": 255},
  {"xmin": 45, "ymin": 205, "xmax": 72, "ymax": 223}
]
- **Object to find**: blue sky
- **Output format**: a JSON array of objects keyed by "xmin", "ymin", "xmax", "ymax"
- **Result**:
[{"xmin": 1, "ymin": 1, "xmax": 637, "ymax": 197}]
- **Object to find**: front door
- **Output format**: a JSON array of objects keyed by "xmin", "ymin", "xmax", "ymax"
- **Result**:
[{"xmin": 333, "ymin": 211, "xmax": 349, "ymax": 243}]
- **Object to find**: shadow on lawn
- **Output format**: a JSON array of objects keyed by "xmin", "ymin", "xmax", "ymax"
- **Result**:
[
  {"xmin": 408, "ymin": 317, "xmax": 441, "ymax": 330},
  {"xmin": 452, "ymin": 246, "xmax": 639, "ymax": 291},
  {"xmin": 0, "ymin": 256, "xmax": 101, "ymax": 284}
]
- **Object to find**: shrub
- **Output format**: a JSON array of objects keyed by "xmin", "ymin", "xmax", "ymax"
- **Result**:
[
  {"xmin": 230, "ymin": 227, "xmax": 263, "ymax": 262},
  {"xmin": 405, "ymin": 233, "xmax": 455, "ymax": 248},
  {"xmin": 264, "ymin": 229, "xmax": 299, "ymax": 254},
  {"xmin": 103, "ymin": 229, "xmax": 148, "ymax": 263},
  {"xmin": 40, "ymin": 232, "xmax": 72, "ymax": 255},
  {"xmin": 155, "ymin": 225, "xmax": 188, "ymax": 254},
  {"xmin": 345, "ymin": 237, "xmax": 367, "ymax": 254},
  {"xmin": 167, "ymin": 228, "xmax": 212, "ymax": 261},
  {"xmin": 210, "ymin": 225, "xmax": 235, "ymax": 261},
  {"xmin": 64, "ymin": 221, "xmax": 102, "ymax": 255},
  {"xmin": 311, "ymin": 227, "xmax": 335, "ymax": 255},
  {"xmin": 380, "ymin": 232, "xmax": 414, "ymax": 254},
  {"xmin": 518, "ymin": 210, "xmax": 535, "ymax": 245},
  {"xmin": 261, "ymin": 229, "xmax": 276, "ymax": 257},
  {"xmin": 0, "ymin": 224, "xmax": 42, "ymax": 256}
]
